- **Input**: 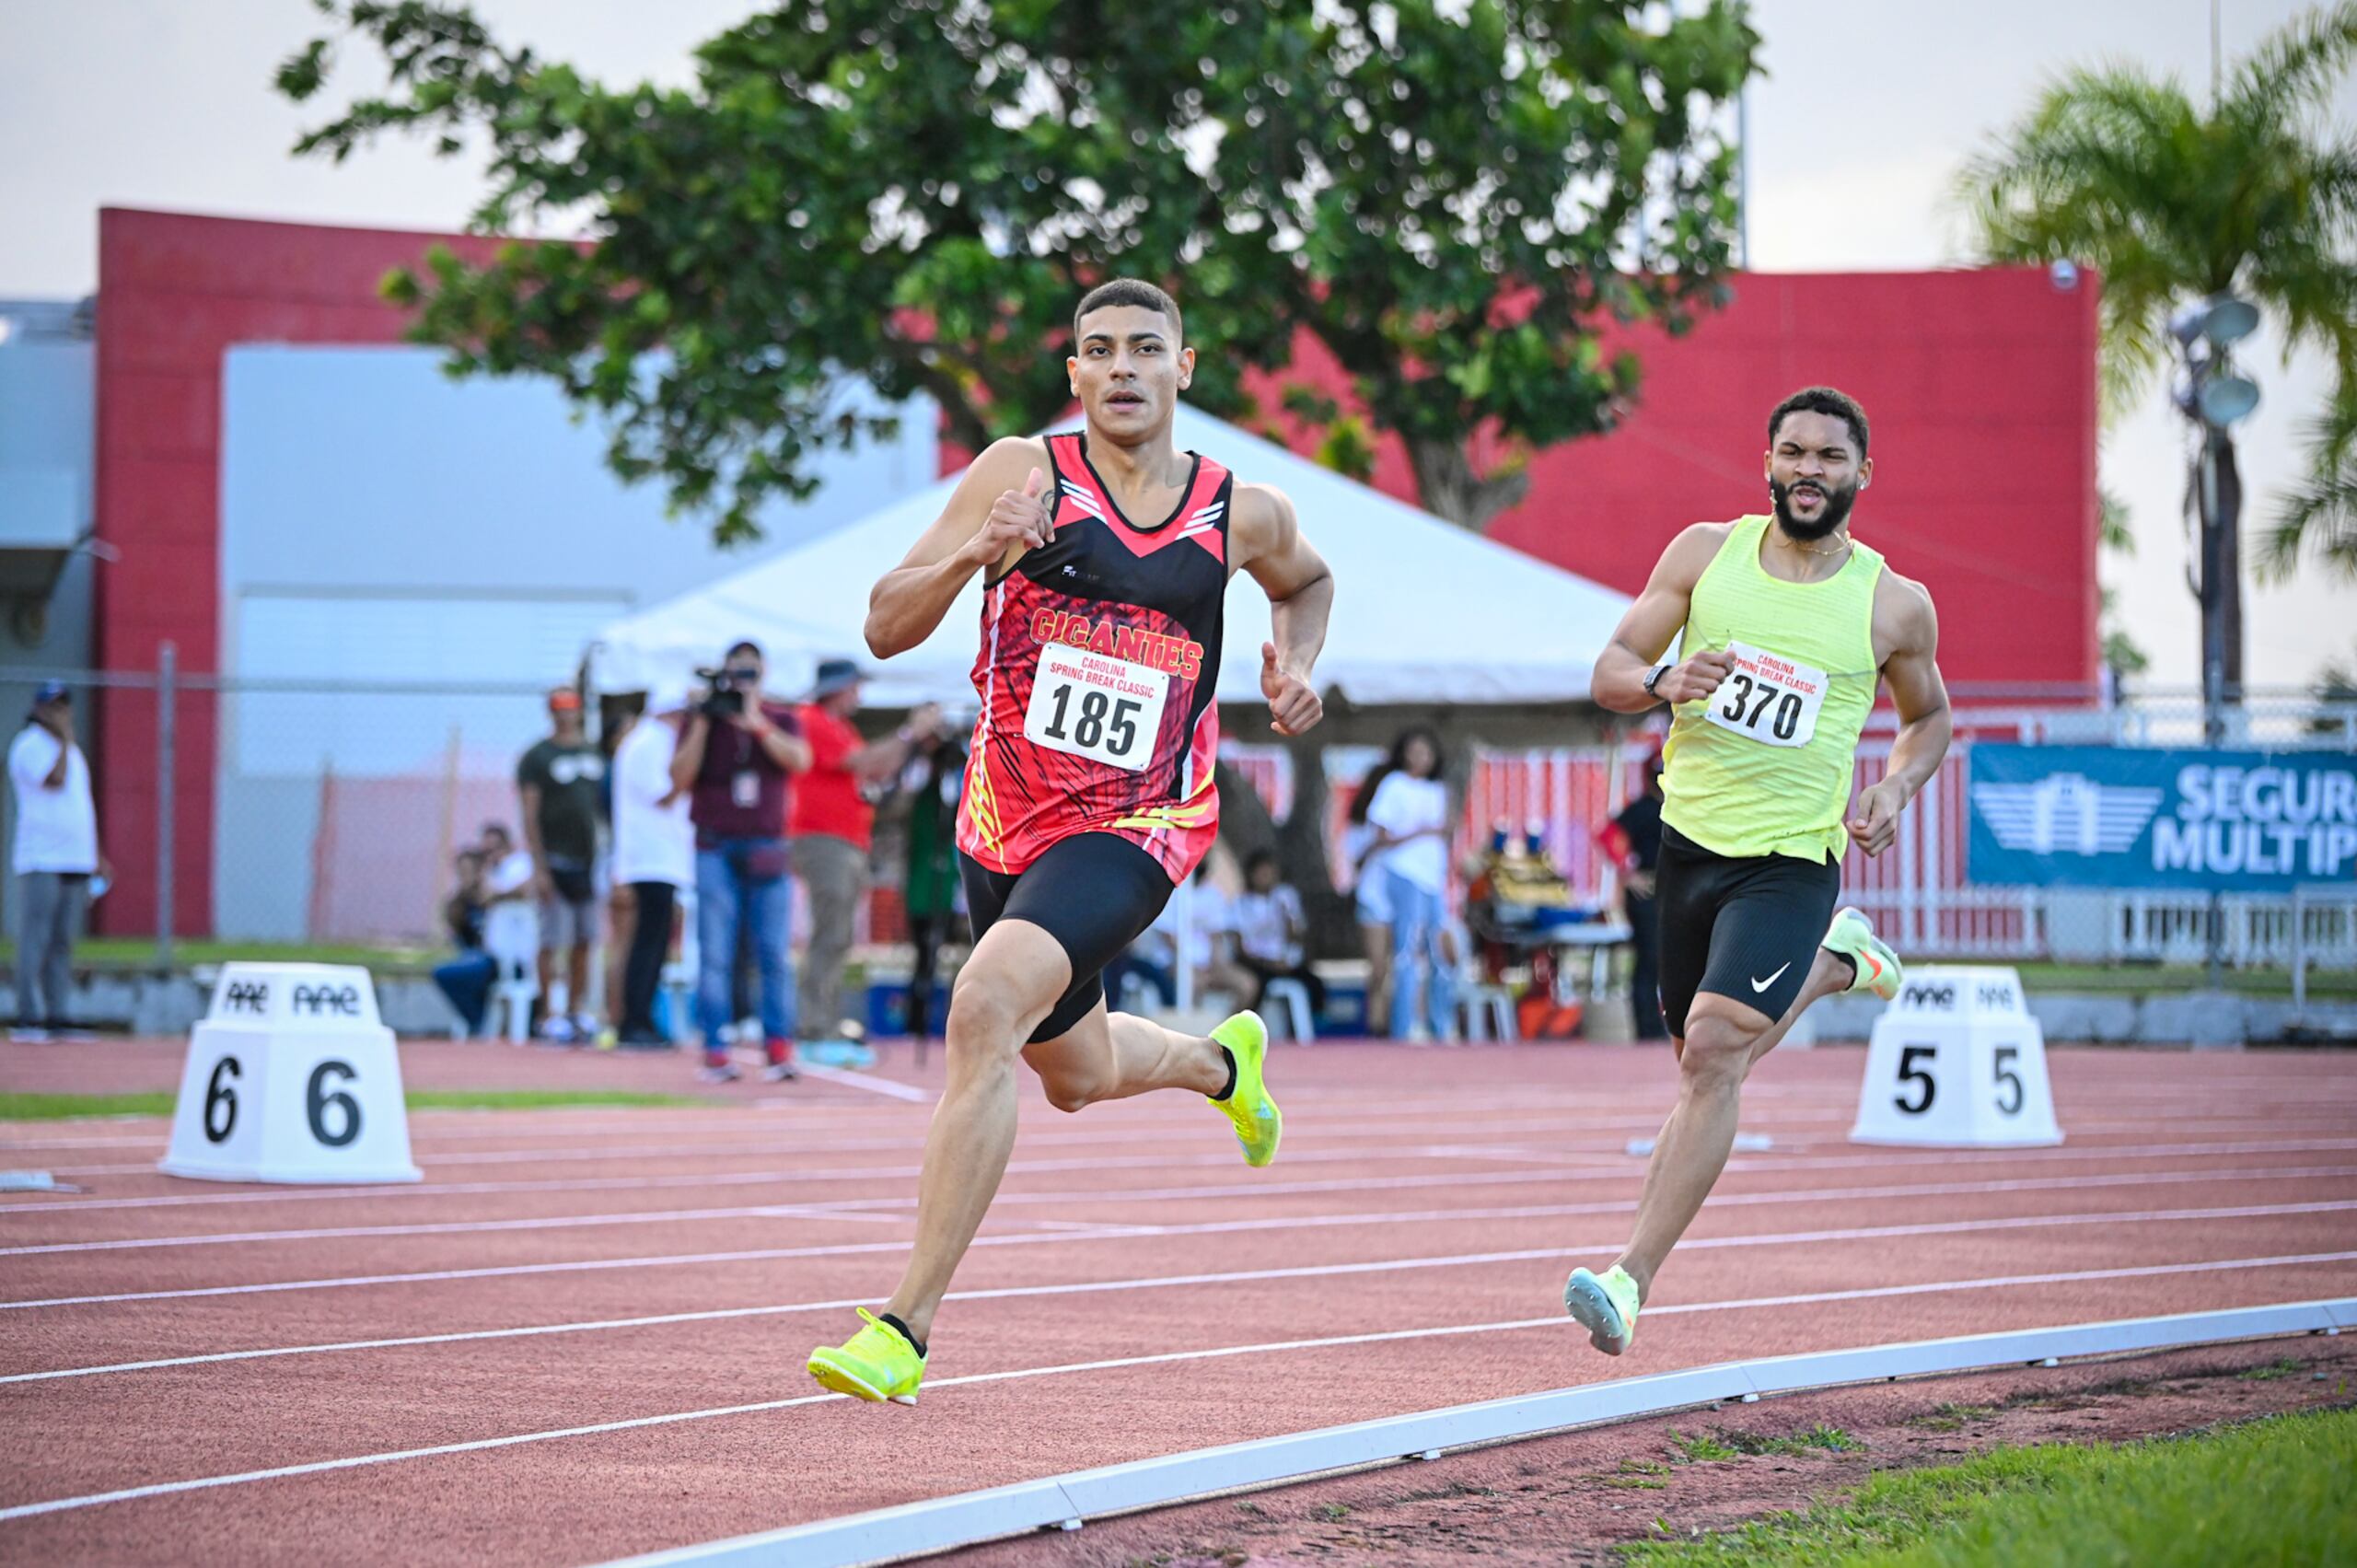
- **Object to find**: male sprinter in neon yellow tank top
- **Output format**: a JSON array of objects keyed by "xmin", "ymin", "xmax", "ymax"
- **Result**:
[{"xmin": 1564, "ymin": 386, "xmax": 1952, "ymax": 1357}]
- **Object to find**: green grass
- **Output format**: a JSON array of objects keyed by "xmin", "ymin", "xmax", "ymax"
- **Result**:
[
  {"xmin": 0, "ymin": 1092, "xmax": 176, "ymax": 1120},
  {"xmin": 1671, "ymin": 1425, "xmax": 1862, "ymax": 1462},
  {"xmin": 0, "ymin": 1088, "xmax": 702, "ymax": 1121},
  {"xmin": 0, "ymin": 937, "xmax": 436, "ymax": 971},
  {"xmin": 1623, "ymin": 1406, "xmax": 2357, "ymax": 1566},
  {"xmin": 2003, "ymin": 960, "xmax": 2357, "ymax": 1000},
  {"xmin": 1669, "ymin": 1430, "xmax": 1743, "ymax": 1462},
  {"xmin": 1721, "ymin": 1423, "xmax": 1866, "ymax": 1458},
  {"xmin": 2238, "ymin": 1356, "xmax": 2306, "ymax": 1382},
  {"xmin": 1909, "ymin": 1403, "xmax": 1997, "ymax": 1433}
]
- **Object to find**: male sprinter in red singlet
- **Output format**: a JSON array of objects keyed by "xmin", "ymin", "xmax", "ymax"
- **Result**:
[
  {"xmin": 1562, "ymin": 387, "xmax": 1951, "ymax": 1359},
  {"xmin": 807, "ymin": 279, "xmax": 1335, "ymax": 1404}
]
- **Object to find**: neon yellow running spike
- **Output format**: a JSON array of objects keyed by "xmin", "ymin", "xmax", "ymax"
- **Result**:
[
  {"xmin": 807, "ymin": 1307, "xmax": 925, "ymax": 1406},
  {"xmin": 1823, "ymin": 904, "xmax": 1903, "ymax": 1001},
  {"xmin": 1563, "ymin": 1264, "xmax": 1642, "ymax": 1356},
  {"xmin": 1209, "ymin": 1011, "xmax": 1281, "ymax": 1167}
]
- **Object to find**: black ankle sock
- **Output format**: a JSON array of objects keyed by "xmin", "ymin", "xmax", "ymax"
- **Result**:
[
  {"xmin": 878, "ymin": 1312, "xmax": 925, "ymax": 1358},
  {"xmin": 1210, "ymin": 1045, "xmax": 1238, "ymax": 1102}
]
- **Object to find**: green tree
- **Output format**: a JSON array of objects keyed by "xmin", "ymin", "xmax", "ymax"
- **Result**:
[
  {"xmin": 280, "ymin": 1, "xmax": 1756, "ymax": 543},
  {"xmin": 1955, "ymin": 2, "xmax": 2357, "ymax": 686},
  {"xmin": 2096, "ymin": 486, "xmax": 2148, "ymax": 680},
  {"xmin": 2268, "ymin": 400, "xmax": 2357, "ymax": 577}
]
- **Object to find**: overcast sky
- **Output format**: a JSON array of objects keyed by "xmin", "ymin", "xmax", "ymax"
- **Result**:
[{"xmin": 2, "ymin": 0, "xmax": 2349, "ymax": 691}]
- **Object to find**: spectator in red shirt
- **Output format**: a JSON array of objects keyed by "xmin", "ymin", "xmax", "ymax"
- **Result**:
[{"xmin": 789, "ymin": 658, "xmax": 935, "ymax": 1066}]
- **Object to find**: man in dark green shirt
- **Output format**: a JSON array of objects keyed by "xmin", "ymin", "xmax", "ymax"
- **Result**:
[{"xmin": 517, "ymin": 688, "xmax": 608, "ymax": 1042}]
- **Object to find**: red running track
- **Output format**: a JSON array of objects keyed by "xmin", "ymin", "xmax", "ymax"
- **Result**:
[{"xmin": 2, "ymin": 1039, "xmax": 2354, "ymax": 1565}]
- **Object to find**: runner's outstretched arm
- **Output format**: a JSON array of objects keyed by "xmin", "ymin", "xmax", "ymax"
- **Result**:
[
  {"xmin": 865, "ymin": 437, "xmax": 1051, "ymax": 658},
  {"xmin": 1233, "ymin": 483, "xmax": 1332, "ymax": 737}
]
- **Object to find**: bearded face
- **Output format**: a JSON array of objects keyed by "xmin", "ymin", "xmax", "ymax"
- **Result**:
[{"xmin": 1770, "ymin": 472, "xmax": 1859, "ymax": 540}]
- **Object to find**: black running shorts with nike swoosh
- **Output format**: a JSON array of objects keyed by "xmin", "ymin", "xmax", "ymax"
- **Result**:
[{"xmin": 1655, "ymin": 823, "xmax": 1842, "ymax": 1038}]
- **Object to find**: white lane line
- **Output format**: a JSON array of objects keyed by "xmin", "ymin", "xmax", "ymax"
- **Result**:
[
  {"xmin": 4, "ymin": 1249, "xmax": 2351, "ymax": 1524},
  {"xmin": 7, "ymin": 1174, "xmax": 2347, "ymax": 1318},
  {"xmin": 8, "ymin": 1160, "xmax": 2354, "ymax": 1260},
  {"xmin": 29, "ymin": 1111, "xmax": 2357, "ymax": 1179},
  {"xmin": 0, "ymin": 1091, "xmax": 1791, "ymax": 1151},
  {"xmin": 4, "ymin": 1198, "xmax": 2349, "ymax": 1385},
  {"xmin": 0, "ymin": 1162, "xmax": 1593, "ymax": 1220},
  {"xmin": 28, "ymin": 1130, "xmax": 1644, "ymax": 1182},
  {"xmin": 14, "ymin": 1132, "xmax": 2338, "ymax": 1225},
  {"xmin": 777, "ymin": 1063, "xmax": 932, "ymax": 1102},
  {"xmin": 12, "ymin": 1132, "xmax": 2353, "ymax": 1220}
]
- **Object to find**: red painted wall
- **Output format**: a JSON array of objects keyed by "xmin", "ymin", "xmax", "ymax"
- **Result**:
[
  {"xmin": 93, "ymin": 208, "xmax": 503, "ymax": 935},
  {"xmin": 93, "ymin": 208, "xmax": 2096, "ymax": 935},
  {"xmin": 1241, "ymin": 267, "xmax": 2101, "ymax": 696}
]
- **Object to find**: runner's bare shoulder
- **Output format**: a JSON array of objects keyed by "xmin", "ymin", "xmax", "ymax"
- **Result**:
[
  {"xmin": 1871, "ymin": 565, "xmax": 1940, "ymax": 664},
  {"xmin": 1228, "ymin": 481, "xmax": 1296, "ymax": 543},
  {"xmin": 1655, "ymin": 520, "xmax": 1736, "ymax": 588}
]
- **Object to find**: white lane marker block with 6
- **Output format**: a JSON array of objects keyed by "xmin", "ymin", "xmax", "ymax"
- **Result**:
[
  {"xmin": 159, "ymin": 964, "xmax": 421, "ymax": 1184},
  {"xmin": 1851, "ymin": 965, "xmax": 2061, "ymax": 1148}
]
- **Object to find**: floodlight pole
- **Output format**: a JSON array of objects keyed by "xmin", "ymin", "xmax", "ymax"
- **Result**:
[{"xmin": 2194, "ymin": 424, "xmax": 2247, "ymax": 988}]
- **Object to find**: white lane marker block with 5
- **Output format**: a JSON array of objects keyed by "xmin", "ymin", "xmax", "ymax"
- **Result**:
[
  {"xmin": 159, "ymin": 964, "xmax": 421, "ymax": 1184},
  {"xmin": 1852, "ymin": 965, "xmax": 2061, "ymax": 1148}
]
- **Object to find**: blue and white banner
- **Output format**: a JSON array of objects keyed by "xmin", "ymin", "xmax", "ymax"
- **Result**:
[{"xmin": 1968, "ymin": 745, "xmax": 2357, "ymax": 890}]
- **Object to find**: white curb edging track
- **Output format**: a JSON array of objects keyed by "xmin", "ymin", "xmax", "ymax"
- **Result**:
[{"xmin": 599, "ymin": 1296, "xmax": 2356, "ymax": 1568}]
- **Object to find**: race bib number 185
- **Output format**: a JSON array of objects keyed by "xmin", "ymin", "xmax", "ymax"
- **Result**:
[
  {"xmin": 1025, "ymin": 644, "xmax": 1168, "ymax": 772},
  {"xmin": 1701, "ymin": 641, "xmax": 1827, "ymax": 749}
]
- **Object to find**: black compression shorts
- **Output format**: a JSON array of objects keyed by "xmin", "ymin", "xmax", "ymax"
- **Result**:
[
  {"xmin": 1655, "ymin": 824, "xmax": 1841, "ymax": 1038},
  {"xmin": 958, "ymin": 832, "xmax": 1178, "ymax": 1042}
]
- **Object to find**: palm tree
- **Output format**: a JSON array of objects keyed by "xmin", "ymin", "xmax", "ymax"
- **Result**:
[
  {"xmin": 1955, "ymin": 2, "xmax": 2357, "ymax": 691},
  {"xmin": 2268, "ymin": 401, "xmax": 2357, "ymax": 577}
]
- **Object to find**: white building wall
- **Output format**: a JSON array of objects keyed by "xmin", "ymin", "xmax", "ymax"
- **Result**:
[{"xmin": 215, "ymin": 344, "xmax": 936, "ymax": 939}]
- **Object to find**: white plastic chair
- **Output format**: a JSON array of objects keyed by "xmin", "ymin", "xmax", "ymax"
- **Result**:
[
  {"xmin": 482, "ymin": 901, "xmax": 541, "ymax": 1043},
  {"xmin": 1458, "ymin": 954, "xmax": 1518, "ymax": 1043},
  {"xmin": 1260, "ymin": 977, "xmax": 1318, "ymax": 1043}
]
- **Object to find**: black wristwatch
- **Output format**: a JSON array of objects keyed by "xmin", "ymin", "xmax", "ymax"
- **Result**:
[{"xmin": 1643, "ymin": 664, "xmax": 1671, "ymax": 703}]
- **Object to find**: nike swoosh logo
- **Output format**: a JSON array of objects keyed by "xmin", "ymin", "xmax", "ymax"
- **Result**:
[{"xmin": 1750, "ymin": 962, "xmax": 1792, "ymax": 993}]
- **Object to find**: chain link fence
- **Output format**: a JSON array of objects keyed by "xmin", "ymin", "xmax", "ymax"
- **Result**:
[
  {"xmin": 1451, "ymin": 691, "xmax": 2355, "ymax": 975},
  {"xmin": 1, "ymin": 662, "xmax": 565, "ymax": 956},
  {"xmin": 1, "ymin": 662, "xmax": 2349, "ymax": 980}
]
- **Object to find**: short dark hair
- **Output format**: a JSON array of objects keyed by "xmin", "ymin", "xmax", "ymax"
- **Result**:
[
  {"xmin": 725, "ymin": 639, "xmax": 762, "ymax": 662},
  {"xmin": 1769, "ymin": 387, "xmax": 1869, "ymax": 456},
  {"xmin": 1074, "ymin": 278, "xmax": 1180, "ymax": 345},
  {"xmin": 1246, "ymin": 848, "xmax": 1279, "ymax": 875}
]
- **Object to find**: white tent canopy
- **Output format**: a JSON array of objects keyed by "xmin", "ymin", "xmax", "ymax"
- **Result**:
[{"xmin": 588, "ymin": 405, "xmax": 1631, "ymax": 709}]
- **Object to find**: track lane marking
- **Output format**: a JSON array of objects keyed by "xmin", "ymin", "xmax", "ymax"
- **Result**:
[
  {"xmin": 8, "ymin": 1160, "xmax": 2355, "ymax": 1260},
  {"xmin": 2, "ymin": 1199, "xmax": 2349, "ymax": 1383},
  {"xmin": 2, "ymin": 1250, "xmax": 2350, "ymax": 1523},
  {"xmin": 4, "ymin": 1189, "xmax": 2346, "ymax": 1335},
  {"xmin": 8, "ymin": 1134, "xmax": 2353, "ymax": 1218}
]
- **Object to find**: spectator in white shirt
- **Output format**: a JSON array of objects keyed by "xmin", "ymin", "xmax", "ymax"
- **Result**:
[
  {"xmin": 609, "ymin": 692, "xmax": 696, "ymax": 1047},
  {"xmin": 1234, "ymin": 849, "xmax": 1324, "ymax": 1026},
  {"xmin": 1366, "ymin": 727, "xmax": 1457, "ymax": 1041},
  {"xmin": 9, "ymin": 681, "xmax": 107, "ymax": 1041}
]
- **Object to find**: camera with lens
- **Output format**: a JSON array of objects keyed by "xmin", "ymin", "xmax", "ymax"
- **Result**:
[{"xmin": 695, "ymin": 666, "xmax": 748, "ymax": 718}]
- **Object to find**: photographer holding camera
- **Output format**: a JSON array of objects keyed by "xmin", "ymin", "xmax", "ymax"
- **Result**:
[{"xmin": 668, "ymin": 639, "xmax": 812, "ymax": 1082}]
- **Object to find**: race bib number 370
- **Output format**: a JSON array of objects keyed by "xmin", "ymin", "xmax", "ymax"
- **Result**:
[
  {"xmin": 1701, "ymin": 641, "xmax": 1827, "ymax": 749},
  {"xmin": 1025, "ymin": 644, "xmax": 1168, "ymax": 772}
]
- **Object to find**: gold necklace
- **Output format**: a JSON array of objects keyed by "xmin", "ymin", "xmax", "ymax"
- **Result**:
[{"xmin": 1774, "ymin": 528, "xmax": 1851, "ymax": 558}]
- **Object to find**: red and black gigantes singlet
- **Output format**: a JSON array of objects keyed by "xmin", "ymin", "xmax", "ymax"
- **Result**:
[{"xmin": 956, "ymin": 431, "xmax": 1231, "ymax": 884}]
